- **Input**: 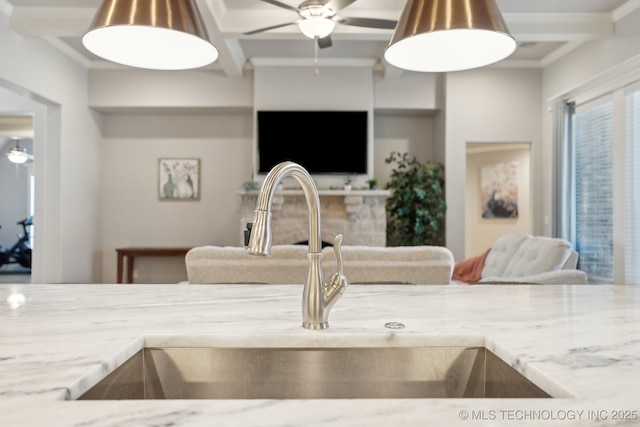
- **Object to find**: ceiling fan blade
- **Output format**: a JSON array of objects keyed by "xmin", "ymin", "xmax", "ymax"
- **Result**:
[
  {"xmin": 325, "ymin": 0, "xmax": 358, "ymax": 12},
  {"xmin": 317, "ymin": 35, "xmax": 332, "ymax": 49},
  {"xmin": 257, "ymin": 0, "xmax": 300, "ymax": 13},
  {"xmin": 336, "ymin": 16, "xmax": 397, "ymax": 30},
  {"xmin": 244, "ymin": 21, "xmax": 298, "ymax": 35}
]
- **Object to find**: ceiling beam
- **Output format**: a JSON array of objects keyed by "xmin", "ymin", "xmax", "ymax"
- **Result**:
[
  {"xmin": 198, "ymin": 0, "xmax": 246, "ymax": 77},
  {"xmin": 505, "ymin": 13, "xmax": 614, "ymax": 42}
]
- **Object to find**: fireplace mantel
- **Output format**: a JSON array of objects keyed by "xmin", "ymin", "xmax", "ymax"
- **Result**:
[{"xmin": 237, "ymin": 189, "xmax": 391, "ymax": 246}]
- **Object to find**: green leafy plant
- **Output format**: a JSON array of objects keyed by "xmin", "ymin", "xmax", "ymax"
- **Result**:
[
  {"xmin": 242, "ymin": 180, "xmax": 260, "ymax": 193},
  {"xmin": 366, "ymin": 177, "xmax": 379, "ymax": 189},
  {"xmin": 384, "ymin": 151, "xmax": 446, "ymax": 246}
]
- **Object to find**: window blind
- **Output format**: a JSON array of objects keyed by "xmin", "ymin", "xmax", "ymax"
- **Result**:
[
  {"xmin": 626, "ymin": 90, "xmax": 640, "ymax": 284},
  {"xmin": 572, "ymin": 100, "xmax": 614, "ymax": 280}
]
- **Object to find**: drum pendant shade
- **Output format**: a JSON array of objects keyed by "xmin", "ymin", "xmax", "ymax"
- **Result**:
[
  {"xmin": 83, "ymin": 0, "xmax": 219, "ymax": 70},
  {"xmin": 384, "ymin": 0, "xmax": 516, "ymax": 72}
]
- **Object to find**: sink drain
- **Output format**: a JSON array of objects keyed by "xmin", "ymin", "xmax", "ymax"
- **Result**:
[{"xmin": 385, "ymin": 321, "xmax": 405, "ymax": 329}]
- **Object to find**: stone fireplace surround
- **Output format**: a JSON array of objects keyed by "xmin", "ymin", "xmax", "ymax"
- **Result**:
[{"xmin": 238, "ymin": 189, "xmax": 391, "ymax": 247}]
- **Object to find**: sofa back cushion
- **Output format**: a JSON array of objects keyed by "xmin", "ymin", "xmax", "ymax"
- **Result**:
[
  {"xmin": 186, "ymin": 245, "xmax": 309, "ymax": 284},
  {"xmin": 501, "ymin": 236, "xmax": 573, "ymax": 278},
  {"xmin": 321, "ymin": 245, "xmax": 454, "ymax": 284},
  {"xmin": 323, "ymin": 245, "xmax": 454, "ymax": 262},
  {"xmin": 186, "ymin": 244, "xmax": 455, "ymax": 285},
  {"xmin": 481, "ymin": 235, "xmax": 528, "ymax": 278}
]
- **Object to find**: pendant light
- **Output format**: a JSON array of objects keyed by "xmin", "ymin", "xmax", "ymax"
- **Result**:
[
  {"xmin": 384, "ymin": 0, "xmax": 516, "ymax": 73},
  {"xmin": 82, "ymin": 0, "xmax": 219, "ymax": 70}
]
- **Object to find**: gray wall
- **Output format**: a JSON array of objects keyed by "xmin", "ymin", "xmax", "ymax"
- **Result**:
[
  {"xmin": 95, "ymin": 65, "xmax": 439, "ymax": 283},
  {"xmin": 1, "ymin": 11, "xmax": 103, "ymax": 284},
  {"xmin": 98, "ymin": 109, "xmax": 436, "ymax": 283}
]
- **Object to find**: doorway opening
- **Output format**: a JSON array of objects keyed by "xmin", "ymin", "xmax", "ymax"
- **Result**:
[
  {"xmin": 0, "ymin": 116, "xmax": 34, "ymax": 283},
  {"xmin": 465, "ymin": 142, "xmax": 532, "ymax": 259}
]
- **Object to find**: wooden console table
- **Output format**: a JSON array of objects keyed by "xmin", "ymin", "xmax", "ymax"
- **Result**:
[{"xmin": 116, "ymin": 247, "xmax": 192, "ymax": 284}]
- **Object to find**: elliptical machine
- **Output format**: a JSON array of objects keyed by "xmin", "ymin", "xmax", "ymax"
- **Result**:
[{"xmin": 0, "ymin": 217, "xmax": 32, "ymax": 270}]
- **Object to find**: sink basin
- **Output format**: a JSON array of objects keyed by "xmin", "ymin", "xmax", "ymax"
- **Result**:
[{"xmin": 78, "ymin": 346, "xmax": 551, "ymax": 399}]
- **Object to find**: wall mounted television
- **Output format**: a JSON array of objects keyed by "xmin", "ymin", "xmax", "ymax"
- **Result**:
[{"xmin": 256, "ymin": 110, "xmax": 368, "ymax": 175}]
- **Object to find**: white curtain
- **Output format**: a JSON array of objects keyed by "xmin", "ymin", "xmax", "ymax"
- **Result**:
[{"xmin": 551, "ymin": 100, "xmax": 574, "ymax": 242}]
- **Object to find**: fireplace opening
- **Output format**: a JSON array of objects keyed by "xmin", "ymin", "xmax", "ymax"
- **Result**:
[{"xmin": 294, "ymin": 240, "xmax": 333, "ymax": 248}]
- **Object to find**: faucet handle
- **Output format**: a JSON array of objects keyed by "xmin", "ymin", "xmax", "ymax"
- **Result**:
[
  {"xmin": 332, "ymin": 234, "xmax": 345, "ymax": 276},
  {"xmin": 324, "ymin": 234, "xmax": 349, "ymax": 303}
]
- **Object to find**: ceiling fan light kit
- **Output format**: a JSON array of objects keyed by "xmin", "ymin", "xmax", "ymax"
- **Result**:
[
  {"xmin": 246, "ymin": 0, "xmax": 397, "ymax": 51},
  {"xmin": 384, "ymin": 0, "xmax": 516, "ymax": 72},
  {"xmin": 82, "ymin": 0, "xmax": 219, "ymax": 70},
  {"xmin": 7, "ymin": 139, "xmax": 29, "ymax": 164},
  {"xmin": 298, "ymin": 17, "xmax": 336, "ymax": 39}
]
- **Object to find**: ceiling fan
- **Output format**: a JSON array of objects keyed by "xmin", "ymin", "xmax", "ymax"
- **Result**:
[
  {"xmin": 5, "ymin": 138, "xmax": 33, "ymax": 164},
  {"xmin": 244, "ymin": 0, "xmax": 398, "ymax": 49}
]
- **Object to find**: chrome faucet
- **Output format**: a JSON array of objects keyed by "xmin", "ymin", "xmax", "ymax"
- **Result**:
[{"xmin": 245, "ymin": 161, "xmax": 349, "ymax": 330}]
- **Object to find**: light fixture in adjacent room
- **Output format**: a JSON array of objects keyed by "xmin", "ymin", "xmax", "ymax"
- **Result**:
[
  {"xmin": 7, "ymin": 138, "xmax": 29, "ymax": 164},
  {"xmin": 384, "ymin": 0, "xmax": 517, "ymax": 73},
  {"xmin": 82, "ymin": 0, "xmax": 219, "ymax": 70}
]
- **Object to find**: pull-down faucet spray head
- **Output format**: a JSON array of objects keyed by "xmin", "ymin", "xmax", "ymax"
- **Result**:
[{"xmin": 245, "ymin": 209, "xmax": 272, "ymax": 256}]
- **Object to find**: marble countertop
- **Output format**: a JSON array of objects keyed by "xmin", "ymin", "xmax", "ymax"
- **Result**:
[{"xmin": 2, "ymin": 283, "xmax": 640, "ymax": 426}]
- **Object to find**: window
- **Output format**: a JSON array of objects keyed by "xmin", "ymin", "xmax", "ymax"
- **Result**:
[
  {"xmin": 626, "ymin": 90, "xmax": 640, "ymax": 284},
  {"xmin": 571, "ymin": 99, "xmax": 614, "ymax": 281},
  {"xmin": 557, "ymin": 80, "xmax": 640, "ymax": 284}
]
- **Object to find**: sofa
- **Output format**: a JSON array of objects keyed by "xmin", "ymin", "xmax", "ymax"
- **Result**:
[
  {"xmin": 454, "ymin": 234, "xmax": 588, "ymax": 284},
  {"xmin": 186, "ymin": 244, "xmax": 454, "ymax": 285}
]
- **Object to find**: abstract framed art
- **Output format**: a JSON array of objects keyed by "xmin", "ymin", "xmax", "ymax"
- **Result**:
[{"xmin": 480, "ymin": 161, "xmax": 518, "ymax": 218}]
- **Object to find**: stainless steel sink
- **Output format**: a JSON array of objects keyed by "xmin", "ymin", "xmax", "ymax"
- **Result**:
[{"xmin": 78, "ymin": 346, "xmax": 551, "ymax": 399}]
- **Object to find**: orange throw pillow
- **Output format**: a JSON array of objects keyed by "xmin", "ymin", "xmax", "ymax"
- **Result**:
[{"xmin": 452, "ymin": 248, "xmax": 491, "ymax": 283}]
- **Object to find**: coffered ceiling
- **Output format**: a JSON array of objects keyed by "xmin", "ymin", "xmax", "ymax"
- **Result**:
[{"xmin": 1, "ymin": 0, "xmax": 637, "ymax": 77}]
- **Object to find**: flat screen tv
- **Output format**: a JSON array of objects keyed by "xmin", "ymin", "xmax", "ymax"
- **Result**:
[{"xmin": 257, "ymin": 110, "xmax": 368, "ymax": 175}]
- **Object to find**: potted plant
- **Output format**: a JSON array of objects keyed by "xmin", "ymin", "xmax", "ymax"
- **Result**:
[
  {"xmin": 343, "ymin": 176, "xmax": 353, "ymax": 191},
  {"xmin": 384, "ymin": 151, "xmax": 447, "ymax": 246},
  {"xmin": 366, "ymin": 177, "xmax": 379, "ymax": 189},
  {"xmin": 242, "ymin": 180, "xmax": 260, "ymax": 193}
]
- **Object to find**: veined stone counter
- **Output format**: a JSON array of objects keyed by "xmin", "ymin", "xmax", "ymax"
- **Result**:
[
  {"xmin": 238, "ymin": 189, "xmax": 391, "ymax": 246},
  {"xmin": 2, "ymin": 283, "xmax": 640, "ymax": 426}
]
